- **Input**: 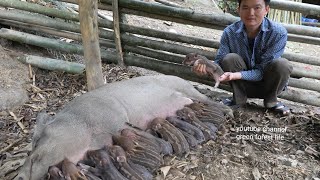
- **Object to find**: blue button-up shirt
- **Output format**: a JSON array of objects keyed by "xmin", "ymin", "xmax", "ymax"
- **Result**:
[{"xmin": 215, "ymin": 17, "xmax": 287, "ymax": 81}]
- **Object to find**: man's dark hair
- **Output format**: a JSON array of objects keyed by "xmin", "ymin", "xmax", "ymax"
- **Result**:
[{"xmin": 237, "ymin": 0, "xmax": 271, "ymax": 6}]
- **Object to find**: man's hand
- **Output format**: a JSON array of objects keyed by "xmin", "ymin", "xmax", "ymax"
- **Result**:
[
  {"xmin": 219, "ymin": 72, "xmax": 242, "ymax": 82},
  {"xmin": 192, "ymin": 62, "xmax": 207, "ymax": 76}
]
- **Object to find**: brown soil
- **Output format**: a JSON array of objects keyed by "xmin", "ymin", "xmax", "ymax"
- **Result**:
[{"xmin": 0, "ymin": 0, "xmax": 319, "ymax": 180}]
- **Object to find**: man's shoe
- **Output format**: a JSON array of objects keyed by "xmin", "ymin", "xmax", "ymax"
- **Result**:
[
  {"xmin": 222, "ymin": 97, "xmax": 235, "ymax": 106},
  {"xmin": 221, "ymin": 97, "xmax": 248, "ymax": 110},
  {"xmin": 269, "ymin": 102, "xmax": 291, "ymax": 116}
]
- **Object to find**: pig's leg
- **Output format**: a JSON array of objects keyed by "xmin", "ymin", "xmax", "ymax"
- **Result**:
[
  {"xmin": 108, "ymin": 145, "xmax": 145, "ymax": 180},
  {"xmin": 61, "ymin": 158, "xmax": 87, "ymax": 180},
  {"xmin": 166, "ymin": 116, "xmax": 205, "ymax": 143}
]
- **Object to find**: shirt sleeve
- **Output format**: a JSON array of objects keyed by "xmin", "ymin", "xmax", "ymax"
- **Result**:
[
  {"xmin": 214, "ymin": 30, "xmax": 230, "ymax": 65},
  {"xmin": 241, "ymin": 29, "xmax": 287, "ymax": 81}
]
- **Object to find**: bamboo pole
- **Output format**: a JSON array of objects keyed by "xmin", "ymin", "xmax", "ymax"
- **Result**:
[
  {"xmin": 282, "ymin": 52, "xmax": 320, "ymax": 66},
  {"xmin": 291, "ymin": 61, "xmax": 320, "ymax": 80},
  {"xmin": 302, "ymin": 22, "xmax": 320, "ymax": 27},
  {"xmin": 227, "ymin": 0, "xmax": 320, "ymax": 16},
  {"xmin": 289, "ymin": 78, "xmax": 320, "ymax": 93},
  {"xmin": 124, "ymin": 45, "xmax": 184, "ymax": 64},
  {"xmin": 99, "ymin": 0, "xmax": 237, "ymax": 26},
  {"xmin": 112, "ymin": 0, "xmax": 124, "ymax": 67},
  {"xmin": 60, "ymin": 0, "xmax": 223, "ymax": 30},
  {"xmin": 154, "ymin": 0, "xmax": 184, "ymax": 8},
  {"xmin": 0, "ymin": 0, "xmax": 79, "ymax": 21},
  {"xmin": 17, "ymin": 55, "xmax": 85, "ymax": 74},
  {"xmin": 287, "ymin": 34, "xmax": 320, "ymax": 46},
  {"xmin": 0, "ymin": 19, "xmax": 116, "ymax": 49},
  {"xmin": 78, "ymin": 0, "xmax": 104, "ymax": 91}
]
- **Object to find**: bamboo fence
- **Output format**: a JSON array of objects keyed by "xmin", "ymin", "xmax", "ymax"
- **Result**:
[
  {"xmin": 268, "ymin": 0, "xmax": 302, "ymax": 25},
  {"xmin": 0, "ymin": 0, "xmax": 319, "ymax": 106}
]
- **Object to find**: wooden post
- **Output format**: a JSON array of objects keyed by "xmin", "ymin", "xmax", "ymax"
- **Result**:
[
  {"xmin": 78, "ymin": 0, "xmax": 104, "ymax": 91},
  {"xmin": 112, "ymin": 0, "xmax": 125, "ymax": 67}
]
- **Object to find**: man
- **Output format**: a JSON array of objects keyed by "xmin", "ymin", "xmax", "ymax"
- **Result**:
[{"xmin": 194, "ymin": 0, "xmax": 293, "ymax": 115}]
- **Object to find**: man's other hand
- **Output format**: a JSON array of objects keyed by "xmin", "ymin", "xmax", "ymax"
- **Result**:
[{"xmin": 192, "ymin": 63, "xmax": 207, "ymax": 76}]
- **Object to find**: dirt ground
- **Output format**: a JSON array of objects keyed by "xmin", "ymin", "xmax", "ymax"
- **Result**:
[{"xmin": 0, "ymin": 0, "xmax": 319, "ymax": 180}]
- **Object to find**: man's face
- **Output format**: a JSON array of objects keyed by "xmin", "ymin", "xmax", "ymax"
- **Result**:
[{"xmin": 238, "ymin": 0, "xmax": 269, "ymax": 30}]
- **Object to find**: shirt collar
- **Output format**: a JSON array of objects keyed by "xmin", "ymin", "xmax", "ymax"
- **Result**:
[{"xmin": 236, "ymin": 17, "xmax": 270, "ymax": 34}]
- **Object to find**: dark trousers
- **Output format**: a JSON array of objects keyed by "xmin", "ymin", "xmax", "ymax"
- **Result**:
[{"xmin": 220, "ymin": 53, "xmax": 293, "ymax": 108}]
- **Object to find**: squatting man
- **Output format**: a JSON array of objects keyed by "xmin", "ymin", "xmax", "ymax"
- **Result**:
[{"xmin": 194, "ymin": 0, "xmax": 293, "ymax": 116}]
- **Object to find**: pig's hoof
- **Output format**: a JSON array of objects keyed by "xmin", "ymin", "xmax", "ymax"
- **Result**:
[
  {"xmin": 112, "ymin": 135, "xmax": 162, "ymax": 172},
  {"xmin": 108, "ymin": 145, "xmax": 150, "ymax": 180},
  {"xmin": 150, "ymin": 118, "xmax": 190, "ymax": 156},
  {"xmin": 176, "ymin": 107, "xmax": 216, "ymax": 141},
  {"xmin": 86, "ymin": 148, "xmax": 128, "ymax": 180},
  {"xmin": 166, "ymin": 116, "xmax": 205, "ymax": 143},
  {"xmin": 187, "ymin": 102, "xmax": 226, "ymax": 125},
  {"xmin": 61, "ymin": 158, "xmax": 87, "ymax": 180}
]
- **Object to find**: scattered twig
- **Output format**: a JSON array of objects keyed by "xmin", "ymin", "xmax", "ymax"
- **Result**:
[
  {"xmin": 0, "ymin": 137, "xmax": 26, "ymax": 154},
  {"xmin": 154, "ymin": 0, "xmax": 184, "ymax": 8},
  {"xmin": 8, "ymin": 111, "xmax": 28, "ymax": 134},
  {"xmin": 28, "ymin": 64, "xmax": 33, "ymax": 79}
]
